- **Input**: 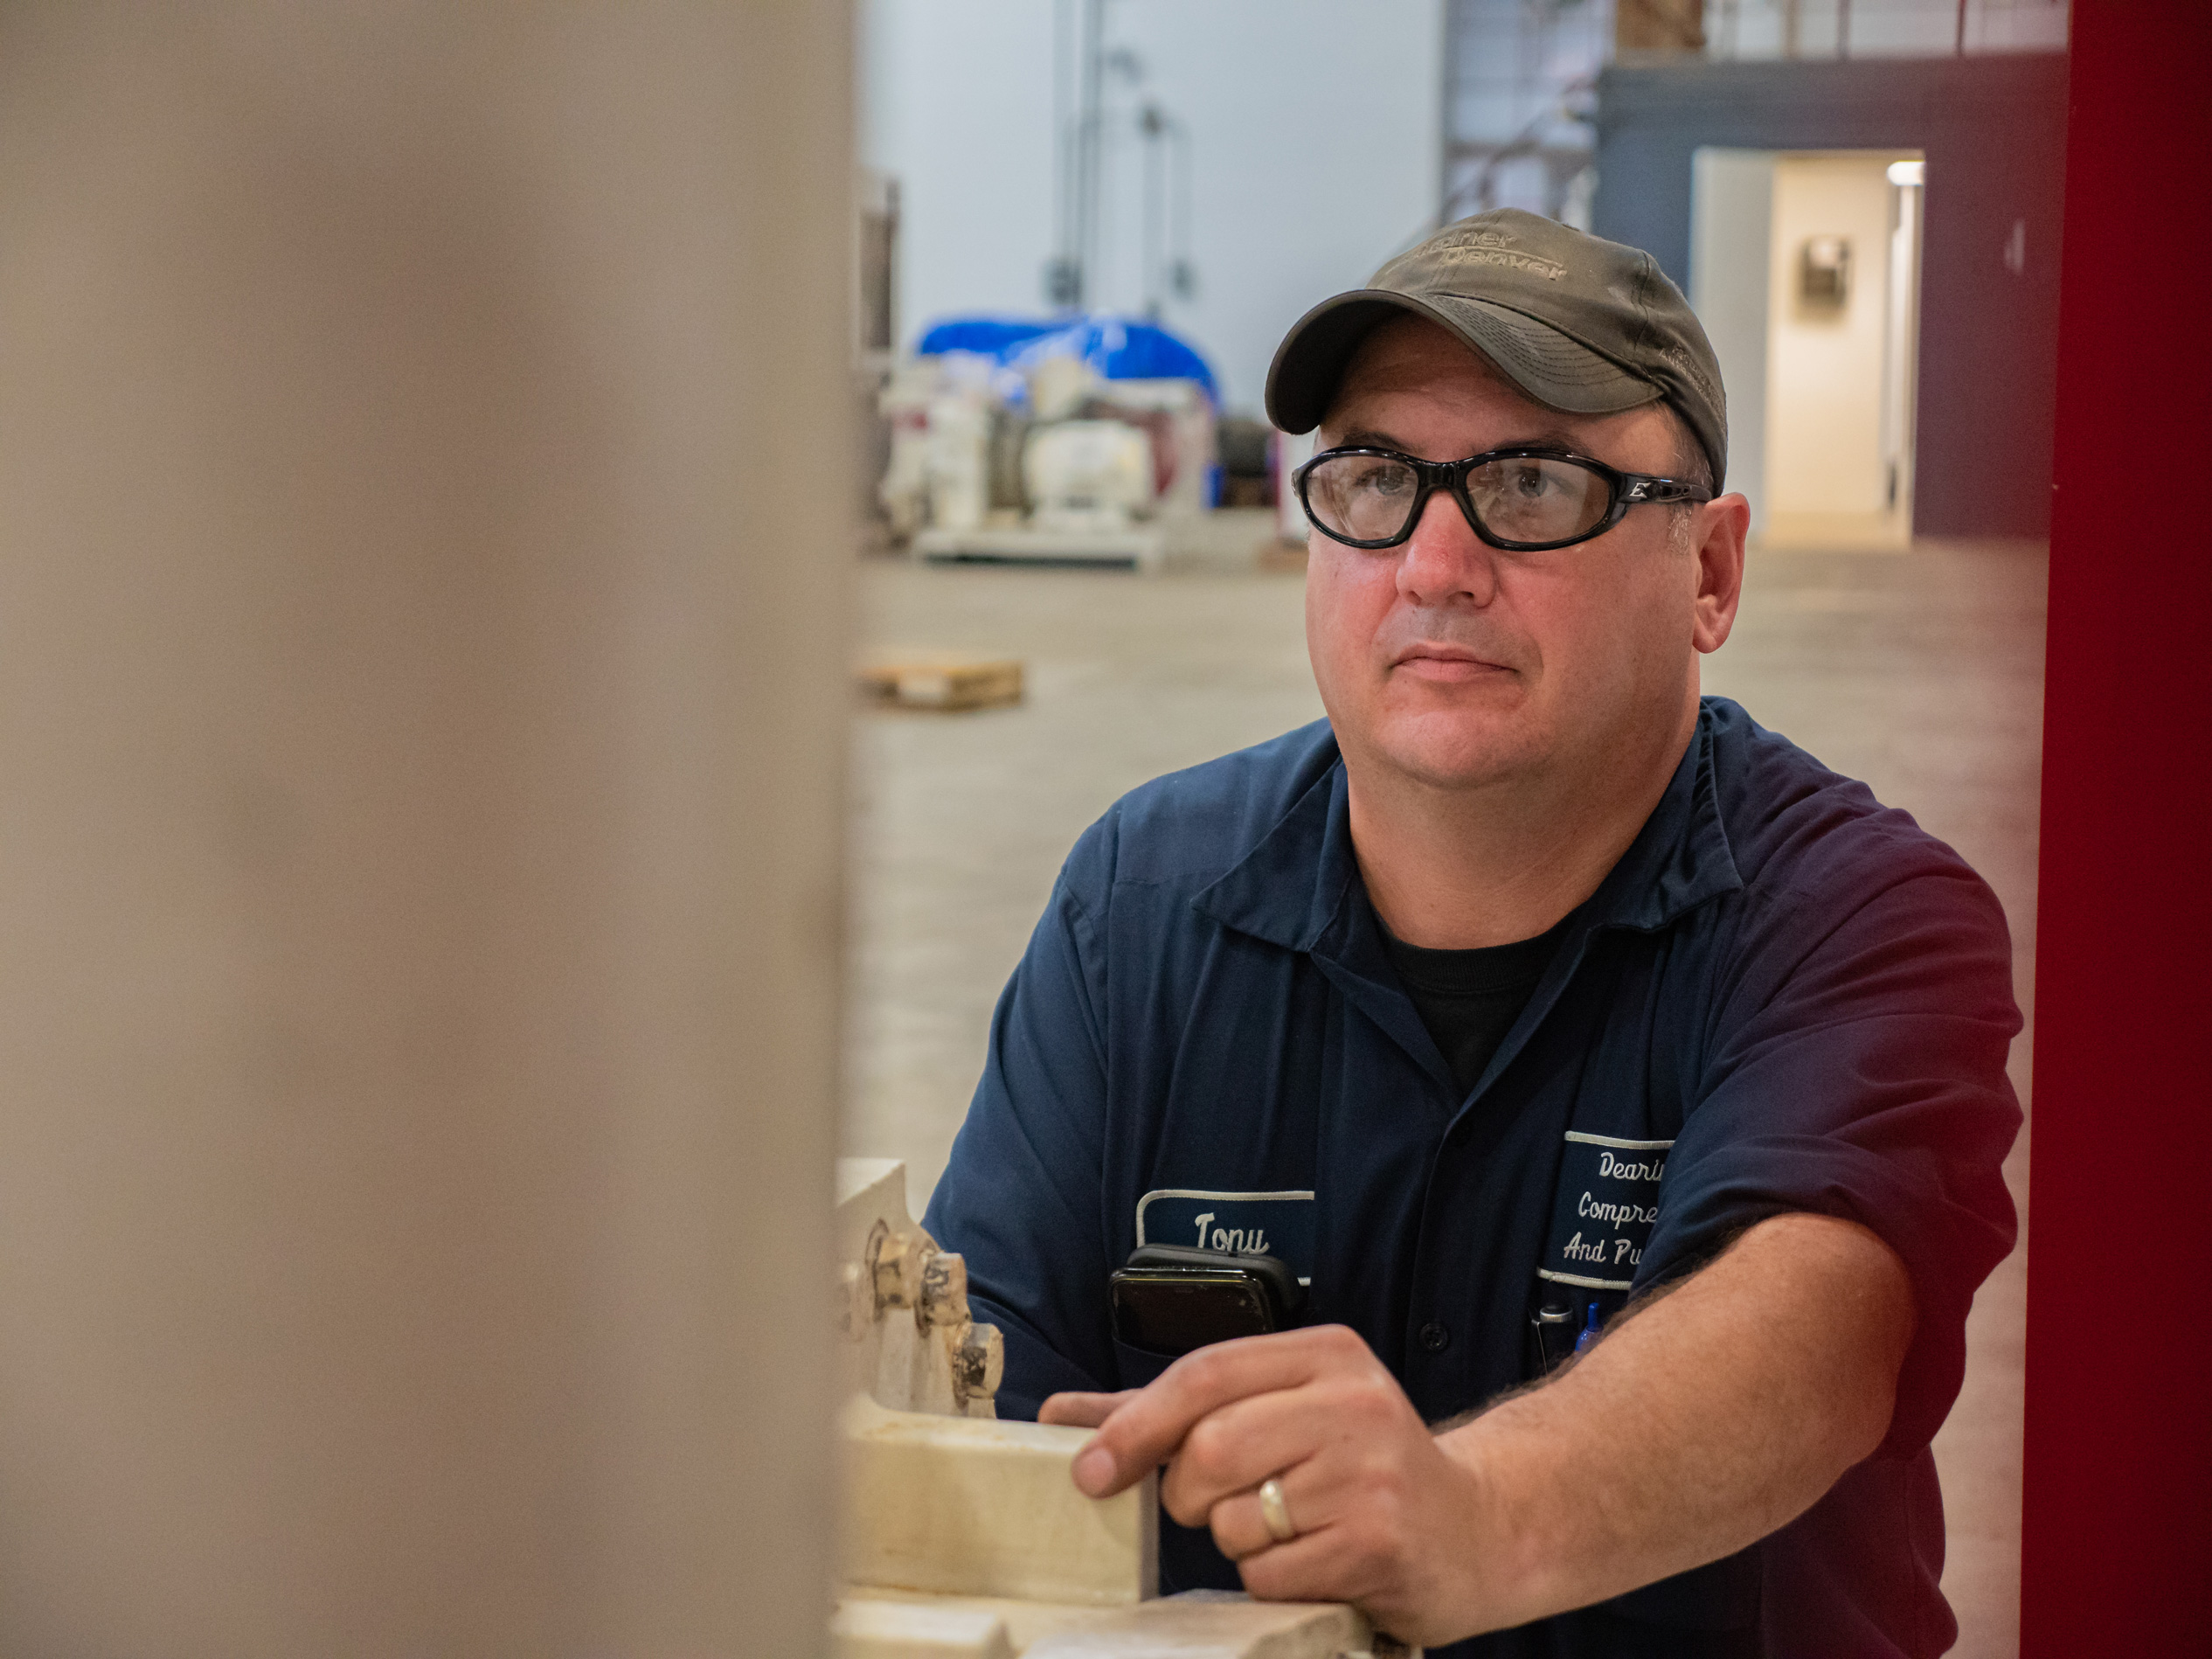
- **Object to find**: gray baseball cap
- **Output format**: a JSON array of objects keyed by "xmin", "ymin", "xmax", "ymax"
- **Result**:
[{"xmin": 1264, "ymin": 209, "xmax": 1729, "ymax": 489}]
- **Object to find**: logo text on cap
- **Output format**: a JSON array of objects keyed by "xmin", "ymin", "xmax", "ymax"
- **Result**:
[{"xmin": 1429, "ymin": 227, "xmax": 1566, "ymax": 283}]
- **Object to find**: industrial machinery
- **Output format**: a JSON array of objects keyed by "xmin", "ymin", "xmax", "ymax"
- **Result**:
[
  {"xmin": 877, "ymin": 316, "xmax": 1217, "ymax": 574},
  {"xmin": 1023, "ymin": 420, "xmax": 1154, "ymax": 536}
]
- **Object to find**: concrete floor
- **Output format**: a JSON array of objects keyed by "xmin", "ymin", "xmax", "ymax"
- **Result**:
[{"xmin": 844, "ymin": 514, "xmax": 2045, "ymax": 1656}]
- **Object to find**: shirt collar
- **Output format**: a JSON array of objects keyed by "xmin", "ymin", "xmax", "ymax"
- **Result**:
[
  {"xmin": 1192, "ymin": 705, "xmax": 1744, "ymax": 954},
  {"xmin": 1189, "ymin": 751, "xmax": 1361, "ymax": 954}
]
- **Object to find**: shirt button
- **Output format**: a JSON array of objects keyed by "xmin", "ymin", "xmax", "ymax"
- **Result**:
[{"xmin": 1419, "ymin": 1322, "xmax": 1450, "ymax": 1353}]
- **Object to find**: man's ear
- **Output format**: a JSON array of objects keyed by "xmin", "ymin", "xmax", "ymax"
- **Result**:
[{"xmin": 1691, "ymin": 494, "xmax": 1751, "ymax": 655}]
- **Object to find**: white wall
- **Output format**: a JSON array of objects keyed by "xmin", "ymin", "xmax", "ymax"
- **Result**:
[
  {"xmin": 1689, "ymin": 148, "xmax": 1777, "ymax": 532},
  {"xmin": 859, "ymin": 1, "xmax": 1060, "ymax": 330},
  {"xmin": 860, "ymin": 0, "xmax": 1446, "ymax": 413}
]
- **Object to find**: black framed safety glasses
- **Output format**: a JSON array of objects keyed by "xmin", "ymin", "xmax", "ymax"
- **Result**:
[{"xmin": 1293, "ymin": 445, "xmax": 1712, "ymax": 553}]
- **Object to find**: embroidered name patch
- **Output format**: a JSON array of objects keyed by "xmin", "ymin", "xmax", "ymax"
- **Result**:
[
  {"xmin": 1537, "ymin": 1131, "xmax": 1673, "ymax": 1293},
  {"xmin": 1135, "ymin": 1188, "xmax": 1315, "ymax": 1284}
]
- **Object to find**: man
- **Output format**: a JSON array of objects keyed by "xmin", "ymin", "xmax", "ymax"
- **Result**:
[{"xmin": 923, "ymin": 210, "xmax": 2020, "ymax": 1656}]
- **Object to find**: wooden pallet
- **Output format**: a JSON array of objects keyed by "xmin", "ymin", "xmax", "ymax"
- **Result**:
[
  {"xmin": 857, "ymin": 656, "xmax": 1024, "ymax": 712},
  {"xmin": 911, "ymin": 525, "xmax": 1167, "ymax": 574}
]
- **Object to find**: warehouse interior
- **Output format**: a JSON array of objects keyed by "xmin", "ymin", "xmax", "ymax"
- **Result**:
[
  {"xmin": 849, "ymin": 2, "xmax": 2064, "ymax": 1655},
  {"xmin": 4, "ymin": 1, "xmax": 2202, "ymax": 1656}
]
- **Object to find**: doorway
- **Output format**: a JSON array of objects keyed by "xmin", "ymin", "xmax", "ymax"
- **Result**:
[{"xmin": 1691, "ymin": 148, "xmax": 1925, "ymax": 549}]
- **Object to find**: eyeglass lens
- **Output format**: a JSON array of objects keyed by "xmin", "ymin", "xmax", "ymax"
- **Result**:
[{"xmin": 1302, "ymin": 453, "xmax": 1614, "ymax": 548}]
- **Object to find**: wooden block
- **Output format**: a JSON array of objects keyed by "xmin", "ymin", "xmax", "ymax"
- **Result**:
[
  {"xmin": 829, "ymin": 1591, "xmax": 1124, "ymax": 1655},
  {"xmin": 833, "ymin": 1596, "xmax": 1015, "ymax": 1659},
  {"xmin": 843, "ymin": 1396, "xmax": 1158, "ymax": 1606},
  {"xmin": 858, "ymin": 656, "xmax": 1024, "ymax": 711},
  {"xmin": 831, "ymin": 1590, "xmax": 1401, "ymax": 1659},
  {"xmin": 1614, "ymin": 0, "xmax": 1704, "ymax": 53},
  {"xmin": 1021, "ymin": 1590, "xmax": 1389, "ymax": 1658}
]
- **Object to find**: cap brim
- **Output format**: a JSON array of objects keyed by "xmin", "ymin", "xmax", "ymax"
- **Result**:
[{"xmin": 1264, "ymin": 289, "xmax": 1664, "ymax": 434}]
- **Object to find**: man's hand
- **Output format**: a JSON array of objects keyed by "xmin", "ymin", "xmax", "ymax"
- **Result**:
[
  {"xmin": 1036, "ymin": 1388, "xmax": 1138, "ymax": 1430},
  {"xmin": 1042, "ymin": 1326, "xmax": 1492, "ymax": 1646},
  {"xmin": 1040, "ymin": 1212, "xmax": 1916, "ymax": 1647}
]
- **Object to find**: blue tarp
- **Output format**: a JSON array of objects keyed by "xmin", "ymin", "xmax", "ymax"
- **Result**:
[{"xmin": 914, "ymin": 314, "xmax": 1218, "ymax": 402}]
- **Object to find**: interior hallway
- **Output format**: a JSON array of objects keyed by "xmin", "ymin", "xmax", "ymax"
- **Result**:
[{"xmin": 844, "ymin": 519, "xmax": 2046, "ymax": 1657}]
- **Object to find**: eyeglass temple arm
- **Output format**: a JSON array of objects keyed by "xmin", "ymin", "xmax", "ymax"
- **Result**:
[{"xmin": 1620, "ymin": 476, "xmax": 1712, "ymax": 503}]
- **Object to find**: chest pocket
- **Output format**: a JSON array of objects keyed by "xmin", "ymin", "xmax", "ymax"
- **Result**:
[
  {"xmin": 1134, "ymin": 1188, "xmax": 1316, "ymax": 1283},
  {"xmin": 1120, "ymin": 1188, "xmax": 1318, "ymax": 1392},
  {"xmin": 1530, "ymin": 1132, "xmax": 1670, "ymax": 1372}
]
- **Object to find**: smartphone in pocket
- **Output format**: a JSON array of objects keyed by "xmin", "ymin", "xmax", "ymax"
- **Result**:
[{"xmin": 1108, "ymin": 1243, "xmax": 1306, "ymax": 1357}]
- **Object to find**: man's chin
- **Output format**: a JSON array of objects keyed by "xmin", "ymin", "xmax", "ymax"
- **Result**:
[{"xmin": 1368, "ymin": 721, "xmax": 1541, "ymax": 794}]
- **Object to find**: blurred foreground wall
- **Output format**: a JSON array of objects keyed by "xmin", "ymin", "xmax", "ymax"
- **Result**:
[{"xmin": 0, "ymin": 8, "xmax": 849, "ymax": 1655}]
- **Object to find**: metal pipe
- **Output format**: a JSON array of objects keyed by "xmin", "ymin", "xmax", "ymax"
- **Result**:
[
  {"xmin": 1076, "ymin": 0, "xmax": 1106, "ymax": 309},
  {"xmin": 1051, "ymin": 0, "xmax": 1073, "ymax": 298},
  {"xmin": 1170, "ymin": 115, "xmax": 1195, "ymax": 301},
  {"xmin": 1141, "ymin": 102, "xmax": 1164, "ymax": 319}
]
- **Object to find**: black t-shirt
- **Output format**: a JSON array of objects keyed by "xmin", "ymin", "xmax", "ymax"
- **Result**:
[{"xmin": 1382, "ymin": 918, "xmax": 1568, "ymax": 1099}]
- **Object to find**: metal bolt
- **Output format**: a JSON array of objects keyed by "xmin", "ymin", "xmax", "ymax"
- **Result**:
[
  {"xmin": 918, "ymin": 1248, "xmax": 969, "ymax": 1329},
  {"xmin": 871, "ymin": 1225, "xmax": 925, "ymax": 1311},
  {"xmin": 954, "ymin": 1322, "xmax": 1004, "ymax": 1406}
]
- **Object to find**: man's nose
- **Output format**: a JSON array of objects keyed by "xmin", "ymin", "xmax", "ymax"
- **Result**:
[{"xmin": 1397, "ymin": 487, "xmax": 1498, "ymax": 606}]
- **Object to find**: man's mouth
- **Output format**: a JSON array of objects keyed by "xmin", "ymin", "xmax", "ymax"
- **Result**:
[{"xmin": 1390, "ymin": 643, "xmax": 1511, "ymax": 683}]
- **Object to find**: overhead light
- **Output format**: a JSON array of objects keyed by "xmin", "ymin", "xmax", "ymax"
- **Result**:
[{"xmin": 1888, "ymin": 160, "xmax": 1925, "ymax": 187}]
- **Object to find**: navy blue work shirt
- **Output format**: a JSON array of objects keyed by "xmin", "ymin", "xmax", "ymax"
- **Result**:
[{"xmin": 925, "ymin": 698, "xmax": 2021, "ymax": 1659}]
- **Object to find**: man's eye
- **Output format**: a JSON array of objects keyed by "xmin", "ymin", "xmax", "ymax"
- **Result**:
[
  {"xmin": 1509, "ymin": 465, "xmax": 1555, "ymax": 498},
  {"xmin": 1349, "ymin": 464, "xmax": 1412, "ymax": 497}
]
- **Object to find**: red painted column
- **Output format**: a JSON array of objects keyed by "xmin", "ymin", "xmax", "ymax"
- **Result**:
[{"xmin": 2021, "ymin": 1, "xmax": 2212, "ymax": 1649}]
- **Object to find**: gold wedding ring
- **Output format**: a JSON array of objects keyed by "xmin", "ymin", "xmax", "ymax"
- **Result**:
[{"xmin": 1258, "ymin": 1476, "xmax": 1297, "ymax": 1544}]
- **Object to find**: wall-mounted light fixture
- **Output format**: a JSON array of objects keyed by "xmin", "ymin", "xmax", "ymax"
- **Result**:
[{"xmin": 1799, "ymin": 235, "xmax": 1852, "ymax": 309}]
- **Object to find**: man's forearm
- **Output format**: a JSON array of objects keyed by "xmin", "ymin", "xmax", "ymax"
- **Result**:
[
  {"xmin": 1432, "ymin": 1211, "xmax": 1916, "ymax": 1633},
  {"xmin": 1052, "ymin": 1211, "xmax": 1917, "ymax": 1647}
]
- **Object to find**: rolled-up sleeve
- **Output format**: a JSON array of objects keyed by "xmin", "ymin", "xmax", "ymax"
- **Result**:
[
  {"xmin": 1638, "ymin": 857, "xmax": 2023, "ymax": 1455},
  {"xmin": 924, "ymin": 843, "xmax": 1120, "ymax": 1420}
]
